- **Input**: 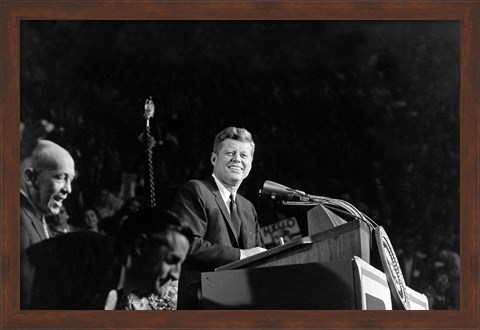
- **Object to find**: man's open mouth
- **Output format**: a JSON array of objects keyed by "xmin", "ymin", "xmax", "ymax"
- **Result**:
[{"xmin": 52, "ymin": 196, "xmax": 64, "ymax": 206}]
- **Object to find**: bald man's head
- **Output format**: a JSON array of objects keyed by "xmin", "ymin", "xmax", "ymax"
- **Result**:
[{"xmin": 23, "ymin": 140, "xmax": 75, "ymax": 216}]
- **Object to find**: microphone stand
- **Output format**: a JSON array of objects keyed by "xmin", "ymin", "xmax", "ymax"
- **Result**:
[
  {"xmin": 261, "ymin": 181, "xmax": 378, "ymax": 230},
  {"xmin": 143, "ymin": 96, "xmax": 157, "ymax": 208}
]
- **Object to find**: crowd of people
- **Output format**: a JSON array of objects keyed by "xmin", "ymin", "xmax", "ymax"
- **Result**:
[
  {"xmin": 20, "ymin": 126, "xmax": 269, "ymax": 310},
  {"xmin": 20, "ymin": 138, "xmax": 195, "ymax": 310},
  {"xmin": 20, "ymin": 124, "xmax": 460, "ymax": 310},
  {"xmin": 19, "ymin": 21, "xmax": 460, "ymax": 310}
]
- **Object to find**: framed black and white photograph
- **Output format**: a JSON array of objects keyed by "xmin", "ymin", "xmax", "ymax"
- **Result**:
[{"xmin": 1, "ymin": 1, "xmax": 478, "ymax": 329}]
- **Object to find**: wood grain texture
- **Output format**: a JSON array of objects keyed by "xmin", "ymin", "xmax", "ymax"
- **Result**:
[{"xmin": 1, "ymin": 1, "xmax": 478, "ymax": 329}]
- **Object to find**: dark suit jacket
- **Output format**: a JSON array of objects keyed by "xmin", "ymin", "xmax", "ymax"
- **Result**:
[
  {"xmin": 27, "ymin": 231, "xmax": 116, "ymax": 309},
  {"xmin": 172, "ymin": 177, "xmax": 263, "ymax": 271},
  {"xmin": 21, "ymin": 193, "xmax": 49, "ymax": 250},
  {"xmin": 20, "ymin": 192, "xmax": 50, "ymax": 309}
]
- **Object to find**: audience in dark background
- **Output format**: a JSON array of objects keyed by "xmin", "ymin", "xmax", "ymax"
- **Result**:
[
  {"xmin": 46, "ymin": 206, "xmax": 79, "ymax": 237},
  {"xmin": 99, "ymin": 197, "xmax": 141, "ymax": 237},
  {"xmin": 20, "ymin": 20, "xmax": 460, "ymax": 309},
  {"xmin": 80, "ymin": 208, "xmax": 103, "ymax": 233}
]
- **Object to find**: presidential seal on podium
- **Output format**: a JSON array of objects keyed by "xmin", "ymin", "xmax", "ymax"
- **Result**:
[{"xmin": 375, "ymin": 226, "xmax": 411, "ymax": 310}]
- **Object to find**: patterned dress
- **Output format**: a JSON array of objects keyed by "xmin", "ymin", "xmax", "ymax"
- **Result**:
[{"xmin": 109, "ymin": 282, "xmax": 178, "ymax": 310}]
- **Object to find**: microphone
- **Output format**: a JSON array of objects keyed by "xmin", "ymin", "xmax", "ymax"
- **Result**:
[
  {"xmin": 259, "ymin": 180, "xmax": 311, "ymax": 201},
  {"xmin": 258, "ymin": 180, "xmax": 379, "ymax": 230}
]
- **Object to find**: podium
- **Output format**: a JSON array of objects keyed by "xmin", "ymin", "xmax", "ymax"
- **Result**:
[
  {"xmin": 216, "ymin": 217, "xmax": 371, "ymax": 271},
  {"xmin": 177, "ymin": 204, "xmax": 428, "ymax": 310},
  {"xmin": 202, "ymin": 257, "xmax": 392, "ymax": 310}
]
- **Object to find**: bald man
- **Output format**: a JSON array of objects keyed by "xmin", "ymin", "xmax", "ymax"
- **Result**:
[{"xmin": 20, "ymin": 140, "xmax": 75, "ymax": 309}]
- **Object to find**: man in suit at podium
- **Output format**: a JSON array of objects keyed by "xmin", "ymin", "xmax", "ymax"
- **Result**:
[{"xmin": 173, "ymin": 126, "xmax": 266, "ymax": 272}]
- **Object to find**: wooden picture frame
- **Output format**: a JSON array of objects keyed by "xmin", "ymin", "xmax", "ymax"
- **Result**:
[{"xmin": 1, "ymin": 1, "xmax": 478, "ymax": 329}]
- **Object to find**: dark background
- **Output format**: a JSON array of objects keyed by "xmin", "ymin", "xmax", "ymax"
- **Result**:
[{"xmin": 20, "ymin": 20, "xmax": 460, "ymax": 300}]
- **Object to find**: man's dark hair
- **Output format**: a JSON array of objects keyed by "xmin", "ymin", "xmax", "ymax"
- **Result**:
[
  {"xmin": 116, "ymin": 207, "xmax": 194, "ymax": 249},
  {"xmin": 28, "ymin": 231, "xmax": 117, "ymax": 309},
  {"xmin": 212, "ymin": 126, "xmax": 255, "ymax": 156}
]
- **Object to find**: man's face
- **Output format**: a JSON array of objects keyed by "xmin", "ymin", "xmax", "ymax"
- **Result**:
[
  {"xmin": 142, "ymin": 231, "xmax": 190, "ymax": 295},
  {"xmin": 211, "ymin": 139, "xmax": 253, "ymax": 188},
  {"xmin": 29, "ymin": 154, "xmax": 75, "ymax": 216}
]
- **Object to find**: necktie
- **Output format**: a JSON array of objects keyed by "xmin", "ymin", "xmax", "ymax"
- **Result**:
[
  {"xmin": 42, "ymin": 217, "xmax": 50, "ymax": 239},
  {"xmin": 229, "ymin": 194, "xmax": 241, "ymax": 235}
]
